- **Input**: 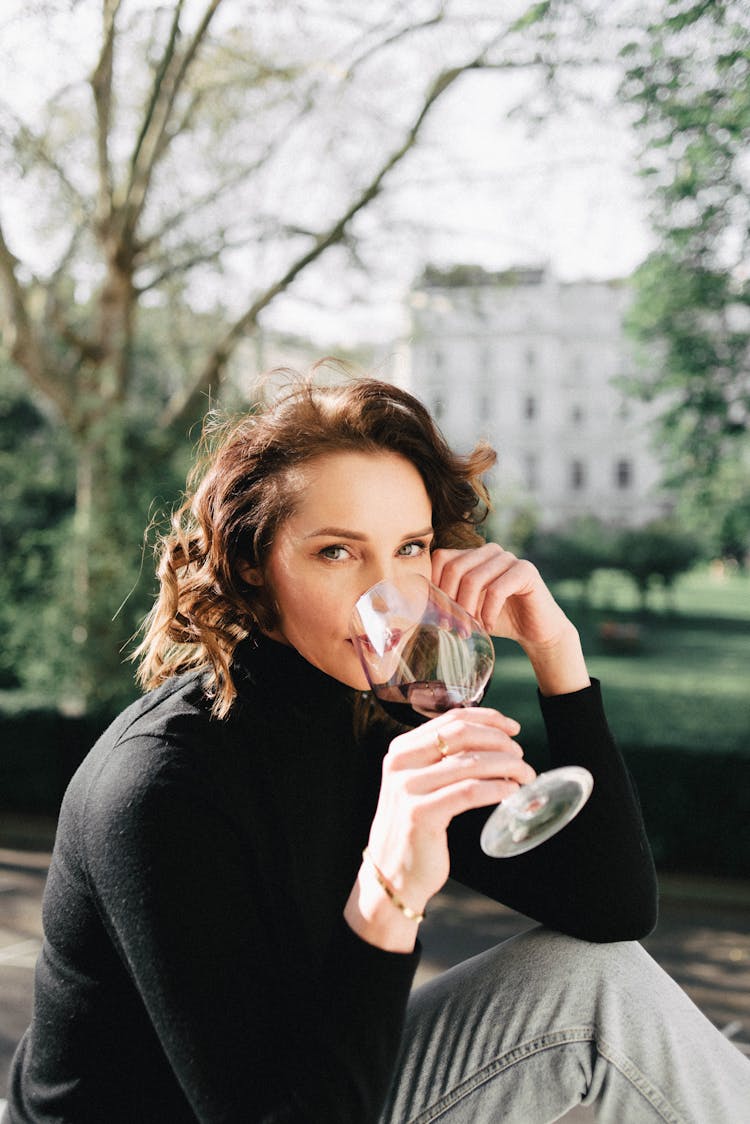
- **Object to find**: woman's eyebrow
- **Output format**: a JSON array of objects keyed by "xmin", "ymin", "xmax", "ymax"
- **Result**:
[
  {"xmin": 305, "ymin": 526, "xmax": 368, "ymax": 541},
  {"xmin": 401, "ymin": 526, "xmax": 434, "ymax": 540},
  {"xmin": 304, "ymin": 525, "xmax": 433, "ymax": 541}
]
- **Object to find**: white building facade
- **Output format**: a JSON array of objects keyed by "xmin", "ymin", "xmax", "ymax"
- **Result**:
[{"xmin": 406, "ymin": 266, "xmax": 671, "ymax": 531}]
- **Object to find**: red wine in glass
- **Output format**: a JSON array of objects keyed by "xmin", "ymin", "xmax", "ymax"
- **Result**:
[{"xmin": 372, "ymin": 679, "xmax": 484, "ymax": 725}]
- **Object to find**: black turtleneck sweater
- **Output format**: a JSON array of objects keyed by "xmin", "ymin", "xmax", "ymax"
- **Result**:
[{"xmin": 5, "ymin": 638, "xmax": 656, "ymax": 1124}]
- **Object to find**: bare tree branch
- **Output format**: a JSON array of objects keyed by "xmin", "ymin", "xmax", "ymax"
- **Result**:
[
  {"xmin": 341, "ymin": 4, "xmax": 448, "ymax": 80},
  {"xmin": 135, "ymin": 163, "xmax": 268, "ymax": 258},
  {"xmin": 135, "ymin": 236, "xmax": 248, "ymax": 293},
  {"xmin": 43, "ymin": 226, "xmax": 98, "ymax": 355},
  {"xmin": 0, "ymin": 217, "xmax": 32, "ymax": 350},
  {"xmin": 158, "ymin": 27, "xmax": 508, "ymax": 431},
  {"xmin": 0, "ymin": 215, "xmax": 72, "ymax": 418},
  {"xmin": 127, "ymin": 0, "xmax": 185, "ymax": 189},
  {"xmin": 48, "ymin": 224, "xmax": 87, "ymax": 287},
  {"xmin": 122, "ymin": 0, "xmax": 224, "ymax": 241},
  {"xmin": 1, "ymin": 111, "xmax": 87, "ymax": 213},
  {"xmin": 90, "ymin": 0, "xmax": 122, "ymax": 228},
  {"xmin": 134, "ymin": 5, "xmax": 472, "ymax": 270}
]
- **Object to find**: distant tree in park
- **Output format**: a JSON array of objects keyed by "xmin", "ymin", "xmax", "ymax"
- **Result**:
[
  {"xmin": 613, "ymin": 520, "xmax": 706, "ymax": 611},
  {"xmin": 621, "ymin": 0, "xmax": 750, "ymax": 546},
  {"xmin": 717, "ymin": 482, "xmax": 750, "ymax": 566},
  {"xmin": 1, "ymin": 0, "xmax": 604, "ymax": 711},
  {"xmin": 525, "ymin": 517, "xmax": 616, "ymax": 603}
]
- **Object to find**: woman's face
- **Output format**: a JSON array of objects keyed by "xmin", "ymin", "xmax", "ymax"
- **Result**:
[{"xmin": 256, "ymin": 450, "xmax": 434, "ymax": 688}]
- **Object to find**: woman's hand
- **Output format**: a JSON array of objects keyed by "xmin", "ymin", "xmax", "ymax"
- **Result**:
[
  {"xmin": 431, "ymin": 544, "xmax": 591, "ymax": 697},
  {"xmin": 344, "ymin": 707, "xmax": 535, "ymax": 951}
]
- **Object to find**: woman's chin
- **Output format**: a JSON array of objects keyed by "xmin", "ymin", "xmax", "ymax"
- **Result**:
[
  {"xmin": 342, "ymin": 667, "xmax": 371, "ymax": 692},
  {"xmin": 340, "ymin": 646, "xmax": 371, "ymax": 691}
]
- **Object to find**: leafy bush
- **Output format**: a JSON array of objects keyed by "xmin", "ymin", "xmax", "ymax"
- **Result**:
[{"xmin": 0, "ymin": 709, "xmax": 110, "ymax": 815}]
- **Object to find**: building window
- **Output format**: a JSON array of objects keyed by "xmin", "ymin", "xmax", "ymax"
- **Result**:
[
  {"xmin": 570, "ymin": 460, "xmax": 586, "ymax": 491},
  {"xmin": 523, "ymin": 395, "xmax": 537, "ymax": 421},
  {"xmin": 524, "ymin": 453, "xmax": 538, "ymax": 491},
  {"xmin": 571, "ymin": 404, "xmax": 585, "ymax": 426},
  {"xmin": 615, "ymin": 459, "xmax": 633, "ymax": 489},
  {"xmin": 525, "ymin": 347, "xmax": 536, "ymax": 370},
  {"xmin": 433, "ymin": 395, "xmax": 445, "ymax": 420}
]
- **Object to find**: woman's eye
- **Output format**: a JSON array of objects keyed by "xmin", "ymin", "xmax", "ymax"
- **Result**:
[
  {"xmin": 398, "ymin": 540, "xmax": 427, "ymax": 557},
  {"xmin": 319, "ymin": 545, "xmax": 349, "ymax": 561}
]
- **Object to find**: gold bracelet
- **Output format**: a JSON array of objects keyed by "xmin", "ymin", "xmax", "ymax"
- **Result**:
[{"xmin": 361, "ymin": 848, "xmax": 425, "ymax": 923}]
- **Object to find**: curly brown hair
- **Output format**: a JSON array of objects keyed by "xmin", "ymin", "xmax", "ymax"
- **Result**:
[{"xmin": 135, "ymin": 371, "xmax": 497, "ymax": 717}]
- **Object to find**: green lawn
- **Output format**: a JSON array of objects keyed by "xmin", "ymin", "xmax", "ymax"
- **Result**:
[{"xmin": 485, "ymin": 566, "xmax": 750, "ymax": 757}]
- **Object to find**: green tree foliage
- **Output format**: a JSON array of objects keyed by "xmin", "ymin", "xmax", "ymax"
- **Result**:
[
  {"xmin": 718, "ymin": 483, "xmax": 750, "ymax": 565},
  {"xmin": 0, "ymin": 345, "xmax": 190, "ymax": 711},
  {"xmin": 621, "ymin": 0, "xmax": 750, "ymax": 553},
  {"xmin": 0, "ymin": 364, "xmax": 75, "ymax": 690}
]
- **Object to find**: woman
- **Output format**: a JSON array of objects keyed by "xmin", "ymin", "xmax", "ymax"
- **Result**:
[{"xmin": 5, "ymin": 375, "xmax": 749, "ymax": 1123}]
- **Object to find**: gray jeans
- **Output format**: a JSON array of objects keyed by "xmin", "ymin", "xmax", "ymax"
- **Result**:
[{"xmin": 380, "ymin": 927, "xmax": 750, "ymax": 1123}]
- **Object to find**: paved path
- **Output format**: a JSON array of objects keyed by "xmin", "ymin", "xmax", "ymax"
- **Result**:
[{"xmin": 1, "ymin": 850, "xmax": 749, "ymax": 1111}]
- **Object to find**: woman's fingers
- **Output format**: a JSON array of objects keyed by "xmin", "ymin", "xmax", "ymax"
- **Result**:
[
  {"xmin": 405, "ymin": 749, "xmax": 537, "ymax": 796},
  {"xmin": 419, "ymin": 775, "xmax": 528, "ymax": 818},
  {"xmin": 436, "ymin": 706, "xmax": 521, "ymax": 737},
  {"xmin": 432, "ymin": 544, "xmax": 567, "ymax": 643},
  {"xmin": 385, "ymin": 708, "xmax": 521, "ymax": 770},
  {"xmin": 432, "ymin": 543, "xmax": 512, "ymax": 596},
  {"xmin": 432, "ymin": 544, "xmax": 526, "ymax": 624},
  {"xmin": 384, "ymin": 711, "xmax": 536, "ymax": 798}
]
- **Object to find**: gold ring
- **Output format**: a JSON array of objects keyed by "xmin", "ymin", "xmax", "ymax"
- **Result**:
[{"xmin": 435, "ymin": 733, "xmax": 449, "ymax": 759}]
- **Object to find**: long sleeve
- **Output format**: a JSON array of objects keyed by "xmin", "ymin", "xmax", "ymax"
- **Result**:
[{"xmin": 447, "ymin": 679, "xmax": 658, "ymax": 942}]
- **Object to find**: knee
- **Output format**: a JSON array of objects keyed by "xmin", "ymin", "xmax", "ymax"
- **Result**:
[{"xmin": 515, "ymin": 927, "xmax": 650, "ymax": 991}]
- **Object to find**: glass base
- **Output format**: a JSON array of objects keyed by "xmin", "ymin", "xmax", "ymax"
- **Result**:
[{"xmin": 479, "ymin": 766, "xmax": 594, "ymax": 857}]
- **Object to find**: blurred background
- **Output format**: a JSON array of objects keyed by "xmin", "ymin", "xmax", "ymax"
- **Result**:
[{"xmin": 1, "ymin": 0, "xmax": 748, "ymax": 1100}]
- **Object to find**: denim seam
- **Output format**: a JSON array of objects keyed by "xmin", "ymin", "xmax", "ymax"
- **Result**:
[
  {"xmin": 406, "ymin": 1025, "xmax": 685, "ymax": 1124},
  {"xmin": 408, "ymin": 1026, "xmax": 597, "ymax": 1124},
  {"xmin": 595, "ymin": 1034, "xmax": 686, "ymax": 1124}
]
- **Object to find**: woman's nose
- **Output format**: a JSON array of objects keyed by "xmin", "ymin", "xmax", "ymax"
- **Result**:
[{"xmin": 359, "ymin": 560, "xmax": 397, "ymax": 597}]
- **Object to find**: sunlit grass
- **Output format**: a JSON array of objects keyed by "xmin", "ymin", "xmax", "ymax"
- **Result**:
[
  {"xmin": 555, "ymin": 564, "xmax": 750, "ymax": 619},
  {"xmin": 486, "ymin": 566, "xmax": 750, "ymax": 756}
]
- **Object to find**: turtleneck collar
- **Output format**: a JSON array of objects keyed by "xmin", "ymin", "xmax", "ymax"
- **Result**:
[{"xmin": 232, "ymin": 634, "xmax": 361, "ymax": 709}]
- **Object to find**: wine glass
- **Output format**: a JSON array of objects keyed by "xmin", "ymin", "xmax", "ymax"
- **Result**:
[{"xmin": 350, "ymin": 574, "xmax": 593, "ymax": 857}]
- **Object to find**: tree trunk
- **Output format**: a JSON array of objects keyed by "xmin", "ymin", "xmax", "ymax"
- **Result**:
[{"xmin": 60, "ymin": 412, "xmax": 138, "ymax": 714}]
